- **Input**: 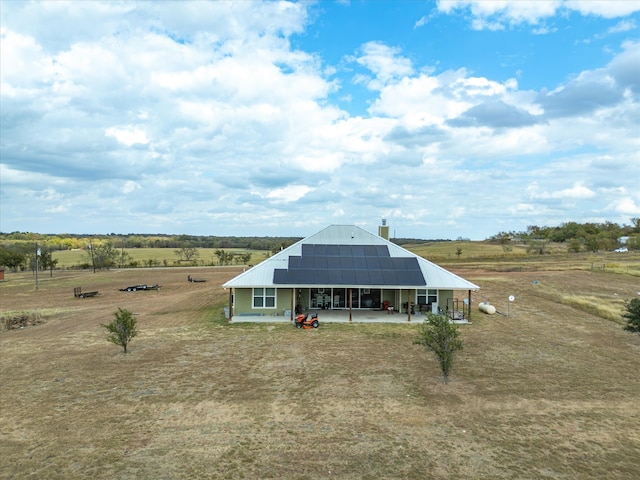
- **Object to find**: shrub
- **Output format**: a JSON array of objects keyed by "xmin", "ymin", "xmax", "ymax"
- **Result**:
[
  {"xmin": 413, "ymin": 313, "xmax": 463, "ymax": 384},
  {"xmin": 622, "ymin": 298, "xmax": 640, "ymax": 333},
  {"xmin": 102, "ymin": 308, "xmax": 138, "ymax": 353}
]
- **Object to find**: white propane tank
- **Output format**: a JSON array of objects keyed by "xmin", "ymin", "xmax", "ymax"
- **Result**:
[{"xmin": 478, "ymin": 302, "xmax": 497, "ymax": 315}]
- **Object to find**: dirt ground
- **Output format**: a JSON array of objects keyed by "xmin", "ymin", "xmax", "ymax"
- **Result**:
[{"xmin": 1, "ymin": 266, "xmax": 639, "ymax": 479}]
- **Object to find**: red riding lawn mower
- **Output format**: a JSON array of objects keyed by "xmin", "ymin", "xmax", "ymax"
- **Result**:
[{"xmin": 294, "ymin": 312, "xmax": 319, "ymax": 329}]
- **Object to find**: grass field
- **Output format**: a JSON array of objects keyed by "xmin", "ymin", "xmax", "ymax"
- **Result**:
[
  {"xmin": 52, "ymin": 248, "xmax": 271, "ymax": 268},
  {"xmin": 1, "ymin": 260, "xmax": 639, "ymax": 479}
]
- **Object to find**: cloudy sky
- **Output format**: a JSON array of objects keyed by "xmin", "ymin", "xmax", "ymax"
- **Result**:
[{"xmin": 1, "ymin": 0, "xmax": 639, "ymax": 240}]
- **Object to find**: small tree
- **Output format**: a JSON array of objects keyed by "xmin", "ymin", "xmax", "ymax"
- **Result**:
[
  {"xmin": 214, "ymin": 249, "xmax": 234, "ymax": 265},
  {"xmin": 88, "ymin": 240, "xmax": 119, "ymax": 270},
  {"xmin": 174, "ymin": 246, "xmax": 199, "ymax": 263},
  {"xmin": 413, "ymin": 312, "xmax": 463, "ymax": 384},
  {"xmin": 622, "ymin": 298, "xmax": 640, "ymax": 333},
  {"xmin": 526, "ymin": 238, "xmax": 549, "ymax": 255},
  {"xmin": 102, "ymin": 308, "xmax": 138, "ymax": 353},
  {"xmin": 0, "ymin": 246, "xmax": 26, "ymax": 271}
]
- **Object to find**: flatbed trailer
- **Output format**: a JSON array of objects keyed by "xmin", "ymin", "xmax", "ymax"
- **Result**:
[
  {"xmin": 74, "ymin": 287, "xmax": 99, "ymax": 298},
  {"xmin": 188, "ymin": 275, "xmax": 206, "ymax": 283},
  {"xmin": 119, "ymin": 284, "xmax": 161, "ymax": 292}
]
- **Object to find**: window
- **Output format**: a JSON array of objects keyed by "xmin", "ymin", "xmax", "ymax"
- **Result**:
[
  {"xmin": 417, "ymin": 289, "xmax": 437, "ymax": 305},
  {"xmin": 253, "ymin": 288, "xmax": 276, "ymax": 308}
]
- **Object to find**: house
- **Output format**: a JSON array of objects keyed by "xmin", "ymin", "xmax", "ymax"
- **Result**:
[{"xmin": 222, "ymin": 224, "xmax": 480, "ymax": 322}]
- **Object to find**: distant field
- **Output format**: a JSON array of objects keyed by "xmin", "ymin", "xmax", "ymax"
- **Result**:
[
  {"xmin": 408, "ymin": 242, "xmax": 640, "ymax": 276},
  {"xmin": 50, "ymin": 241, "xmax": 518, "ymax": 268},
  {"xmin": 53, "ymin": 248, "xmax": 271, "ymax": 268},
  {"xmin": 403, "ymin": 239, "xmax": 573, "ymax": 260}
]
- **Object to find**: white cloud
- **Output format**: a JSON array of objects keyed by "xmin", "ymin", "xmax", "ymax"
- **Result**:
[
  {"xmin": 122, "ymin": 181, "xmax": 141, "ymax": 194},
  {"xmin": 566, "ymin": 1, "xmax": 640, "ymax": 19},
  {"xmin": 528, "ymin": 182, "xmax": 596, "ymax": 200},
  {"xmin": 438, "ymin": 0, "xmax": 561, "ymax": 26},
  {"xmin": 1, "ymin": 1, "xmax": 638, "ymax": 239},
  {"xmin": 351, "ymin": 42, "xmax": 414, "ymax": 88},
  {"xmin": 607, "ymin": 197, "xmax": 640, "ymax": 215},
  {"xmin": 265, "ymin": 185, "xmax": 313, "ymax": 203},
  {"xmin": 608, "ymin": 19, "xmax": 637, "ymax": 34},
  {"xmin": 437, "ymin": 0, "xmax": 640, "ymax": 28},
  {"xmin": 105, "ymin": 127, "xmax": 149, "ymax": 146}
]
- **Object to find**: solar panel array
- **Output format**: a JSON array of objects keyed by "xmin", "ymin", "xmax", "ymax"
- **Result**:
[{"xmin": 273, "ymin": 244, "xmax": 426, "ymax": 286}]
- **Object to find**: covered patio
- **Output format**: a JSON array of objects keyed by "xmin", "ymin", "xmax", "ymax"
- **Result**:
[{"xmin": 229, "ymin": 308, "xmax": 472, "ymax": 324}]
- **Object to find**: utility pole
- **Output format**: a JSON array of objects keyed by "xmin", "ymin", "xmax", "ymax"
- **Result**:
[
  {"xmin": 35, "ymin": 243, "xmax": 41, "ymax": 290},
  {"xmin": 89, "ymin": 239, "xmax": 96, "ymax": 273}
]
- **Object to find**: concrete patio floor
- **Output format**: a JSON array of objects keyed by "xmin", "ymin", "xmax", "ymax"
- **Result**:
[{"xmin": 229, "ymin": 309, "xmax": 472, "ymax": 324}]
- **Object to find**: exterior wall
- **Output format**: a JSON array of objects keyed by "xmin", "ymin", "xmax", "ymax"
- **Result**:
[
  {"xmin": 233, "ymin": 288, "xmax": 253, "ymax": 314},
  {"xmin": 381, "ymin": 289, "xmax": 395, "ymax": 305},
  {"xmin": 231, "ymin": 287, "xmax": 463, "ymax": 317},
  {"xmin": 438, "ymin": 290, "xmax": 454, "ymax": 313},
  {"xmin": 233, "ymin": 287, "xmax": 294, "ymax": 317},
  {"xmin": 276, "ymin": 289, "xmax": 294, "ymax": 315}
]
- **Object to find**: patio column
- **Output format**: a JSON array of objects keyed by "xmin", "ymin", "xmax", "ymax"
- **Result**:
[
  {"xmin": 349, "ymin": 288, "xmax": 352, "ymax": 322},
  {"xmin": 407, "ymin": 289, "xmax": 411, "ymax": 322},
  {"xmin": 228, "ymin": 288, "xmax": 233, "ymax": 321},
  {"xmin": 291, "ymin": 288, "xmax": 295, "ymax": 321},
  {"xmin": 468, "ymin": 290, "xmax": 472, "ymax": 323}
]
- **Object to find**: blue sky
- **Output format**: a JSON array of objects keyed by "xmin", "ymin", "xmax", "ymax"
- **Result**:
[{"xmin": 1, "ymin": 0, "xmax": 639, "ymax": 240}]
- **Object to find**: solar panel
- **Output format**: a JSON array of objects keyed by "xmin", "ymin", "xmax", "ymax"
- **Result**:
[
  {"xmin": 340, "ymin": 257, "xmax": 354, "ymax": 269},
  {"xmin": 273, "ymin": 269, "xmax": 288, "ymax": 283},
  {"xmin": 363, "ymin": 245, "xmax": 378, "ymax": 257},
  {"xmin": 378, "ymin": 257, "xmax": 394, "ymax": 270},
  {"xmin": 327, "ymin": 256, "xmax": 342, "ymax": 269},
  {"xmin": 326, "ymin": 244, "xmax": 340, "ymax": 256},
  {"xmin": 369, "ymin": 269, "xmax": 384, "ymax": 284},
  {"xmin": 355, "ymin": 270, "xmax": 370, "ymax": 284},
  {"xmin": 272, "ymin": 244, "xmax": 425, "ymax": 285},
  {"xmin": 383, "ymin": 269, "xmax": 399, "ymax": 283},
  {"xmin": 328, "ymin": 269, "xmax": 343, "ymax": 284},
  {"xmin": 341, "ymin": 270, "xmax": 356, "ymax": 284},
  {"xmin": 353, "ymin": 257, "xmax": 367, "ymax": 269},
  {"xmin": 314, "ymin": 256, "xmax": 328, "ymax": 269},
  {"xmin": 366, "ymin": 257, "xmax": 381, "ymax": 269}
]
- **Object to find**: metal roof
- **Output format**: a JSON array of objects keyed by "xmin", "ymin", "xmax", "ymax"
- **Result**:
[{"xmin": 222, "ymin": 225, "xmax": 480, "ymax": 290}]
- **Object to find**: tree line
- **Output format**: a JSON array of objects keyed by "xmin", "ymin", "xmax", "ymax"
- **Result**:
[
  {"xmin": 487, "ymin": 218, "xmax": 640, "ymax": 254},
  {"xmin": 2, "ymin": 219, "xmax": 638, "ymax": 271},
  {"xmin": 0, "ymin": 240, "xmax": 262, "ymax": 272},
  {"xmin": 0, "ymin": 232, "xmax": 302, "ymax": 252}
]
